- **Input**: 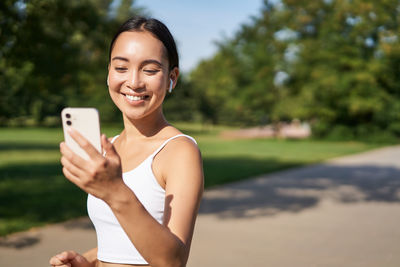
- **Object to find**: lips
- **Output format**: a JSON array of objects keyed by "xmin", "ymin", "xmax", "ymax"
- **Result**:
[
  {"xmin": 125, "ymin": 95, "xmax": 146, "ymax": 101},
  {"xmin": 121, "ymin": 93, "xmax": 149, "ymax": 102}
]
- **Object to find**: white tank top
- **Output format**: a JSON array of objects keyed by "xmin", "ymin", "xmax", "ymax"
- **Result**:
[{"xmin": 87, "ymin": 134, "xmax": 197, "ymax": 264}]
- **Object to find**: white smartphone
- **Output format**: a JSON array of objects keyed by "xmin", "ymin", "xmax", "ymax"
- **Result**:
[{"xmin": 61, "ymin": 107, "xmax": 102, "ymax": 160}]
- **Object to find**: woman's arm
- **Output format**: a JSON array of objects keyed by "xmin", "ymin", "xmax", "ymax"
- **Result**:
[{"xmin": 108, "ymin": 138, "xmax": 203, "ymax": 267}]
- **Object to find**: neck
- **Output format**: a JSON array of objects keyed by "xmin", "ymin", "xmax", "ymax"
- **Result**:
[{"xmin": 121, "ymin": 108, "xmax": 169, "ymax": 140}]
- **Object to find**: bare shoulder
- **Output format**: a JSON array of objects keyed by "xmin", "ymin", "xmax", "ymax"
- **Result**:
[
  {"xmin": 162, "ymin": 135, "xmax": 201, "ymax": 160},
  {"xmin": 154, "ymin": 135, "xmax": 203, "ymax": 185},
  {"xmin": 157, "ymin": 125, "xmax": 199, "ymax": 157}
]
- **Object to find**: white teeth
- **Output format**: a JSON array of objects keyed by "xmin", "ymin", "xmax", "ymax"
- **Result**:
[{"xmin": 125, "ymin": 95, "xmax": 145, "ymax": 101}]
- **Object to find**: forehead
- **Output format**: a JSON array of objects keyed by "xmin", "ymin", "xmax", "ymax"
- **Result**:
[{"xmin": 111, "ymin": 31, "xmax": 168, "ymax": 62}]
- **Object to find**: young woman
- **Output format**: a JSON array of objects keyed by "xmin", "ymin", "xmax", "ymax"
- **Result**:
[{"xmin": 49, "ymin": 17, "xmax": 204, "ymax": 267}]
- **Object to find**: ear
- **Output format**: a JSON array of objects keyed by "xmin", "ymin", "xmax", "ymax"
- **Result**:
[{"xmin": 169, "ymin": 67, "xmax": 179, "ymax": 90}]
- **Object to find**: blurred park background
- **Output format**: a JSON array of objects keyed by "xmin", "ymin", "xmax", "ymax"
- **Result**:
[{"xmin": 1, "ymin": 0, "xmax": 400, "ymax": 237}]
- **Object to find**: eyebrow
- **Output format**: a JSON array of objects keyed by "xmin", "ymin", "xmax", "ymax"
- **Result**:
[
  {"xmin": 141, "ymin": 59, "xmax": 164, "ymax": 68},
  {"xmin": 111, "ymin": 56, "xmax": 129, "ymax": 62},
  {"xmin": 111, "ymin": 57, "xmax": 163, "ymax": 66}
]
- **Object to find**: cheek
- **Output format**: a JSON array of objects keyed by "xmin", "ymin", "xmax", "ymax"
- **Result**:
[
  {"xmin": 138, "ymin": 74, "xmax": 166, "ymax": 93},
  {"xmin": 146, "ymin": 76, "xmax": 164, "ymax": 90},
  {"xmin": 108, "ymin": 72, "xmax": 125, "ymax": 88},
  {"xmin": 107, "ymin": 73, "xmax": 122, "ymax": 104}
]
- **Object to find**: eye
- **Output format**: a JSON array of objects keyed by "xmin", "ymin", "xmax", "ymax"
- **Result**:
[
  {"xmin": 115, "ymin": 67, "xmax": 128, "ymax": 72},
  {"xmin": 143, "ymin": 69, "xmax": 159, "ymax": 75}
]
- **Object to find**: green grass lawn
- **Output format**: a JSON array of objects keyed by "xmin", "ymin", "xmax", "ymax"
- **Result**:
[{"xmin": 0, "ymin": 124, "xmax": 385, "ymax": 236}]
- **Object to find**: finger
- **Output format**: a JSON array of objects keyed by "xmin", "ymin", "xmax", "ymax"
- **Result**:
[
  {"xmin": 49, "ymin": 261, "xmax": 71, "ymax": 267},
  {"xmin": 68, "ymin": 128, "xmax": 102, "ymax": 160},
  {"xmin": 52, "ymin": 263, "xmax": 71, "ymax": 267},
  {"xmin": 49, "ymin": 251, "xmax": 76, "ymax": 265},
  {"xmin": 62, "ymin": 166, "xmax": 84, "ymax": 189},
  {"xmin": 61, "ymin": 155, "xmax": 86, "ymax": 179},
  {"xmin": 59, "ymin": 251, "xmax": 77, "ymax": 267},
  {"xmin": 49, "ymin": 256, "xmax": 64, "ymax": 265},
  {"xmin": 60, "ymin": 142, "xmax": 88, "ymax": 171}
]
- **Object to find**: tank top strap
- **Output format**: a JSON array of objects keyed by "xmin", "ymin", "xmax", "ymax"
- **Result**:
[
  {"xmin": 150, "ymin": 134, "xmax": 197, "ymax": 159},
  {"xmin": 110, "ymin": 135, "xmax": 120, "ymax": 144},
  {"xmin": 103, "ymin": 135, "xmax": 120, "ymax": 157}
]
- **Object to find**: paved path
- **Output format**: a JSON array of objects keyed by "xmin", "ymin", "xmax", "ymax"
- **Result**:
[{"xmin": 1, "ymin": 145, "xmax": 400, "ymax": 267}]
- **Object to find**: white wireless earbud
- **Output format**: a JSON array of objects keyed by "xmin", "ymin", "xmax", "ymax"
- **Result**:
[
  {"xmin": 168, "ymin": 79, "xmax": 173, "ymax": 93},
  {"xmin": 107, "ymin": 76, "xmax": 109, "ymax": 87}
]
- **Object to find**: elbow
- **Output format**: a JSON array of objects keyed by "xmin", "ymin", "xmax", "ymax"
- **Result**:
[
  {"xmin": 165, "ymin": 258, "xmax": 187, "ymax": 267},
  {"xmin": 153, "ymin": 247, "xmax": 188, "ymax": 267},
  {"xmin": 153, "ymin": 258, "xmax": 186, "ymax": 267}
]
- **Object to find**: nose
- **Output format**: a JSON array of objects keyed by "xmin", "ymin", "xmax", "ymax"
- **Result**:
[{"xmin": 126, "ymin": 70, "xmax": 143, "ymax": 90}]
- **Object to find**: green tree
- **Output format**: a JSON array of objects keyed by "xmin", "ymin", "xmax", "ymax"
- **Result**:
[
  {"xmin": 190, "ymin": 0, "xmax": 400, "ymax": 139},
  {"xmin": 0, "ymin": 0, "xmax": 143, "ymax": 125},
  {"xmin": 279, "ymin": 0, "xmax": 400, "ymax": 138}
]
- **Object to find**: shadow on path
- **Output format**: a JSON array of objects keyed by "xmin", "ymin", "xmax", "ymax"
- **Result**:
[
  {"xmin": 199, "ymin": 163, "xmax": 400, "ymax": 219},
  {"xmin": 0, "ymin": 235, "xmax": 40, "ymax": 249},
  {"xmin": 63, "ymin": 218, "xmax": 94, "ymax": 230}
]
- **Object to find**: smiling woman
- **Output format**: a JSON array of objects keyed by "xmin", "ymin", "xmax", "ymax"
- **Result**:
[
  {"xmin": 49, "ymin": 17, "xmax": 204, "ymax": 267},
  {"xmin": 107, "ymin": 30, "xmax": 176, "ymax": 121}
]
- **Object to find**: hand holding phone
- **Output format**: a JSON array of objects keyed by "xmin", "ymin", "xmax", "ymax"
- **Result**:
[
  {"xmin": 60, "ymin": 108, "xmax": 124, "ymax": 199},
  {"xmin": 61, "ymin": 107, "xmax": 101, "ymax": 160}
]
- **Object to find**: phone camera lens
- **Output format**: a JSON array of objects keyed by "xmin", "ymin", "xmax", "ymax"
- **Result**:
[
  {"xmin": 66, "ymin": 113, "xmax": 71, "ymax": 119},
  {"xmin": 66, "ymin": 121, "xmax": 72, "ymax": 126}
]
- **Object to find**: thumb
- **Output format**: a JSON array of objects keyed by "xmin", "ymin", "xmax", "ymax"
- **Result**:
[{"xmin": 102, "ymin": 134, "xmax": 118, "ymax": 157}]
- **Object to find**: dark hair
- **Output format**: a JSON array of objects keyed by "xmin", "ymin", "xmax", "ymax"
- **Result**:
[{"xmin": 109, "ymin": 17, "xmax": 179, "ymax": 70}]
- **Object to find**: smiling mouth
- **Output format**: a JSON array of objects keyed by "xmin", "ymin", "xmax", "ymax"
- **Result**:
[{"xmin": 122, "ymin": 93, "xmax": 150, "ymax": 101}]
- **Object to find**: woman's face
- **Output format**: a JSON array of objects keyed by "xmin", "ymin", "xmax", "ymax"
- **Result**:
[{"xmin": 108, "ymin": 31, "xmax": 175, "ymax": 121}]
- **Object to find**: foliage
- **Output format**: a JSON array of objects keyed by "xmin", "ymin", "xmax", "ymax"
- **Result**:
[
  {"xmin": 0, "ymin": 0, "xmax": 143, "ymax": 126},
  {"xmin": 190, "ymin": 0, "xmax": 400, "ymax": 139},
  {"xmin": 2, "ymin": 0, "xmax": 400, "ymax": 140}
]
